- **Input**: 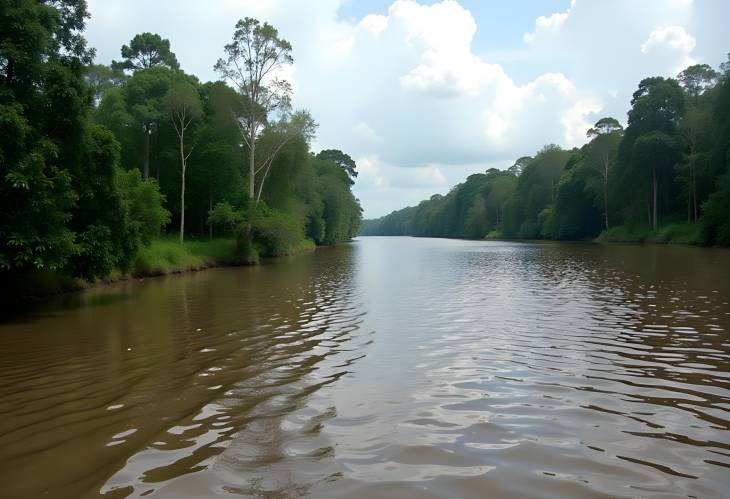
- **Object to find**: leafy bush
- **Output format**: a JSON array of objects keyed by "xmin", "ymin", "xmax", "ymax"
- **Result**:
[
  {"xmin": 117, "ymin": 168, "xmax": 171, "ymax": 245},
  {"xmin": 207, "ymin": 201, "xmax": 245, "ymax": 236},
  {"xmin": 700, "ymin": 173, "xmax": 730, "ymax": 245},
  {"xmin": 252, "ymin": 206, "xmax": 314, "ymax": 257}
]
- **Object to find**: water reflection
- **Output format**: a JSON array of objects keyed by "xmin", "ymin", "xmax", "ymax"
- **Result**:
[{"xmin": 0, "ymin": 238, "xmax": 728, "ymax": 498}]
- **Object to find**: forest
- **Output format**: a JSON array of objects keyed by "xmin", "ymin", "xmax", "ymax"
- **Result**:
[
  {"xmin": 361, "ymin": 60, "xmax": 730, "ymax": 246},
  {"xmin": 0, "ymin": 1, "xmax": 362, "ymax": 296}
]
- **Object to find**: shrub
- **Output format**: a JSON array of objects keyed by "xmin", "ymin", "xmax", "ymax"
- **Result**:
[
  {"xmin": 700, "ymin": 173, "xmax": 730, "ymax": 245},
  {"xmin": 252, "ymin": 207, "xmax": 312, "ymax": 257}
]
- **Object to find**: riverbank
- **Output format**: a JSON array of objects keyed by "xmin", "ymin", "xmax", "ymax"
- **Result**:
[
  {"xmin": 4, "ymin": 237, "xmax": 319, "ymax": 308},
  {"xmin": 481, "ymin": 222, "xmax": 704, "ymax": 246},
  {"xmin": 132, "ymin": 238, "xmax": 239, "ymax": 276},
  {"xmin": 594, "ymin": 222, "xmax": 701, "ymax": 245}
]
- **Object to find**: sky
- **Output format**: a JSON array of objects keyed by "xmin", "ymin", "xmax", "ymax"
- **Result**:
[{"xmin": 85, "ymin": 0, "xmax": 730, "ymax": 218}]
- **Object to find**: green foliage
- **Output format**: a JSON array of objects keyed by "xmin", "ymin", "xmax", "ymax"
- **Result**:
[
  {"xmin": 67, "ymin": 124, "xmax": 132, "ymax": 279},
  {"xmin": 112, "ymin": 32, "xmax": 180, "ymax": 72},
  {"xmin": 251, "ymin": 205, "xmax": 314, "ymax": 257},
  {"xmin": 598, "ymin": 223, "xmax": 700, "ymax": 245},
  {"xmin": 700, "ymin": 173, "xmax": 730, "ymax": 245},
  {"xmin": 360, "ymin": 169, "xmax": 515, "ymax": 239},
  {"xmin": 1, "ymin": 0, "xmax": 99, "ymax": 276},
  {"xmin": 546, "ymin": 156, "xmax": 603, "ymax": 240},
  {"xmin": 208, "ymin": 201, "xmax": 246, "ymax": 236},
  {"xmin": 316, "ymin": 149, "xmax": 358, "ymax": 184},
  {"xmin": 116, "ymin": 167, "xmax": 171, "ymax": 245},
  {"xmin": 132, "ymin": 238, "xmax": 236, "ymax": 276},
  {"xmin": 85, "ymin": 64, "xmax": 126, "ymax": 103},
  {"xmin": 503, "ymin": 145, "xmax": 572, "ymax": 238},
  {"xmin": 678, "ymin": 64, "xmax": 719, "ymax": 102}
]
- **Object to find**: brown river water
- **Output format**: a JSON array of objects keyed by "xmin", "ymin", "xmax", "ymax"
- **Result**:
[{"xmin": 1, "ymin": 236, "xmax": 729, "ymax": 498}]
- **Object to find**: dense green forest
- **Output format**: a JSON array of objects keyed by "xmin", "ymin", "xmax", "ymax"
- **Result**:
[
  {"xmin": 0, "ymin": 1, "xmax": 361, "ymax": 295},
  {"xmin": 362, "ymin": 60, "xmax": 730, "ymax": 246}
]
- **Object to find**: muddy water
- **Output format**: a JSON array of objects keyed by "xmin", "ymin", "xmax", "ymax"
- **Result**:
[{"xmin": 0, "ymin": 237, "xmax": 729, "ymax": 498}]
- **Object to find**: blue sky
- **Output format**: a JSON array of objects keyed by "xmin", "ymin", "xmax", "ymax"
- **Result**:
[{"xmin": 85, "ymin": 0, "xmax": 730, "ymax": 218}]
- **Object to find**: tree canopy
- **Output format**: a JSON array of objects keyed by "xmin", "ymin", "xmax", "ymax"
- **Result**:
[{"xmin": 112, "ymin": 32, "xmax": 180, "ymax": 72}]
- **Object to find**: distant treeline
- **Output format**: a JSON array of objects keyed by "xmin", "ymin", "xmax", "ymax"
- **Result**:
[
  {"xmin": 1, "ymin": 1, "xmax": 361, "ymax": 291},
  {"xmin": 361, "ymin": 60, "xmax": 730, "ymax": 246}
]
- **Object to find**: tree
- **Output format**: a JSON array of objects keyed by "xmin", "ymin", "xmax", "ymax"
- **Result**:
[
  {"xmin": 720, "ymin": 52, "xmax": 730, "ymax": 77},
  {"xmin": 633, "ymin": 131, "xmax": 681, "ymax": 230},
  {"xmin": 215, "ymin": 17, "xmax": 294, "ymax": 201},
  {"xmin": 253, "ymin": 110, "xmax": 317, "ymax": 204},
  {"xmin": 508, "ymin": 156, "xmax": 532, "ymax": 177},
  {"xmin": 548, "ymin": 156, "xmax": 603, "ymax": 240},
  {"xmin": 585, "ymin": 117, "xmax": 623, "ymax": 229},
  {"xmin": 617, "ymin": 77, "xmax": 685, "ymax": 226},
  {"xmin": 316, "ymin": 149, "xmax": 358, "ymax": 184},
  {"xmin": 112, "ymin": 33, "xmax": 180, "ymax": 72},
  {"xmin": 586, "ymin": 117, "xmax": 623, "ymax": 139},
  {"xmin": 677, "ymin": 106, "xmax": 712, "ymax": 222},
  {"xmin": 84, "ymin": 64, "xmax": 126, "ymax": 104},
  {"xmin": 0, "ymin": 0, "xmax": 91, "ymax": 274},
  {"xmin": 96, "ymin": 66, "xmax": 193, "ymax": 180},
  {"xmin": 677, "ymin": 64, "xmax": 719, "ymax": 103},
  {"xmin": 163, "ymin": 82, "xmax": 202, "ymax": 241},
  {"xmin": 116, "ymin": 168, "xmax": 170, "ymax": 245}
]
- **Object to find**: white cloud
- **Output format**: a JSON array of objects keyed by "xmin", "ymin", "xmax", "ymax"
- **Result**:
[
  {"xmin": 641, "ymin": 25, "xmax": 697, "ymax": 74},
  {"xmin": 523, "ymin": 3, "xmax": 573, "ymax": 44}
]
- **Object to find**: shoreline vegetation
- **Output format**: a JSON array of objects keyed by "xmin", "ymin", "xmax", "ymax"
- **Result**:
[
  {"xmin": 1, "ymin": 5, "xmax": 362, "ymax": 307},
  {"xmin": 482, "ymin": 221, "xmax": 703, "ymax": 245},
  {"xmin": 360, "ymin": 62, "xmax": 730, "ymax": 247},
  {"xmin": 9, "ymin": 236, "xmax": 322, "ymax": 303}
]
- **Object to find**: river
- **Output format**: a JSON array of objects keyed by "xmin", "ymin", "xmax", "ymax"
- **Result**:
[{"xmin": 0, "ymin": 237, "xmax": 729, "ymax": 498}]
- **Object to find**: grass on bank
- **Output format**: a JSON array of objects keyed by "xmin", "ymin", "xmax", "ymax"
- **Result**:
[
  {"xmin": 131, "ymin": 238, "xmax": 237, "ymax": 276},
  {"xmin": 131, "ymin": 233, "xmax": 316, "ymax": 277},
  {"xmin": 8, "ymin": 235, "xmax": 316, "ymax": 305},
  {"xmin": 596, "ymin": 222, "xmax": 701, "ymax": 245}
]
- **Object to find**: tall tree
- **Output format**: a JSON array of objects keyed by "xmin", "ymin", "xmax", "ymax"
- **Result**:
[
  {"xmin": 678, "ymin": 106, "xmax": 712, "ymax": 222},
  {"xmin": 508, "ymin": 156, "xmax": 532, "ymax": 177},
  {"xmin": 112, "ymin": 32, "xmax": 181, "ymax": 180},
  {"xmin": 585, "ymin": 117, "xmax": 623, "ymax": 229},
  {"xmin": 0, "ymin": 0, "xmax": 91, "ymax": 273},
  {"xmin": 112, "ymin": 32, "xmax": 180, "ymax": 72},
  {"xmin": 253, "ymin": 111, "xmax": 317, "ymax": 204},
  {"xmin": 316, "ymin": 149, "xmax": 358, "ymax": 184},
  {"xmin": 618, "ymin": 77, "xmax": 685, "ymax": 226},
  {"xmin": 214, "ymin": 18, "xmax": 294, "ymax": 201},
  {"xmin": 84, "ymin": 63, "xmax": 126, "ymax": 104},
  {"xmin": 720, "ymin": 52, "xmax": 730, "ymax": 77},
  {"xmin": 677, "ymin": 64, "xmax": 719, "ymax": 103},
  {"xmin": 163, "ymin": 82, "xmax": 202, "ymax": 242},
  {"xmin": 632, "ymin": 131, "xmax": 681, "ymax": 230}
]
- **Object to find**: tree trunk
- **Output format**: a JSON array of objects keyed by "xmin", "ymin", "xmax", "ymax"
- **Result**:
[
  {"xmin": 603, "ymin": 157, "xmax": 609, "ymax": 230},
  {"xmin": 646, "ymin": 192, "xmax": 651, "ymax": 227},
  {"xmin": 688, "ymin": 196, "xmax": 691, "ymax": 223},
  {"xmin": 209, "ymin": 188, "xmax": 213, "ymax": 240},
  {"xmin": 179, "ymin": 129, "xmax": 186, "ymax": 243},
  {"xmin": 652, "ymin": 167, "xmax": 658, "ymax": 230},
  {"xmin": 249, "ymin": 129, "xmax": 256, "ymax": 201},
  {"xmin": 143, "ymin": 124, "xmax": 150, "ymax": 180},
  {"xmin": 692, "ymin": 165, "xmax": 698, "ymax": 223}
]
